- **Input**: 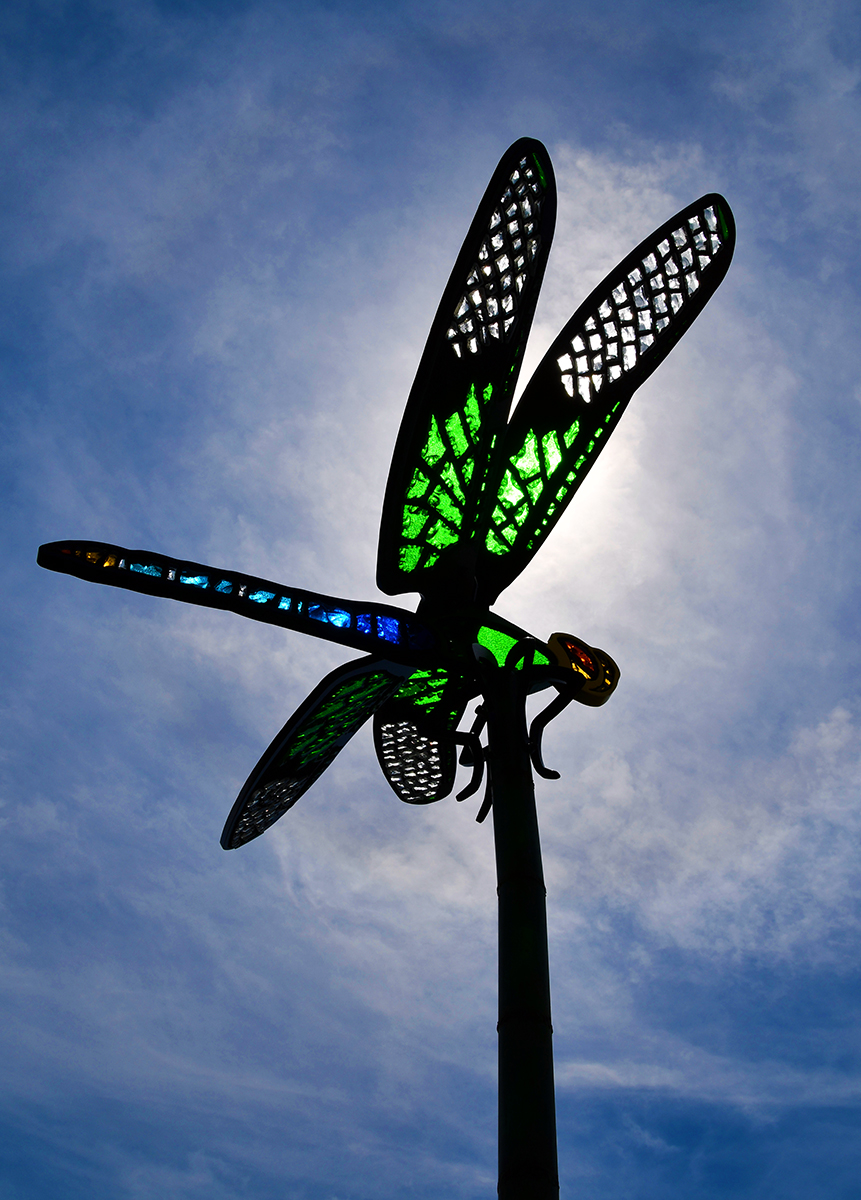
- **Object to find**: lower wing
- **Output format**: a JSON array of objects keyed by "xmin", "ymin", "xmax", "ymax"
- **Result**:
[
  {"xmin": 373, "ymin": 669, "xmax": 478, "ymax": 803},
  {"xmin": 222, "ymin": 656, "xmax": 412, "ymax": 849}
]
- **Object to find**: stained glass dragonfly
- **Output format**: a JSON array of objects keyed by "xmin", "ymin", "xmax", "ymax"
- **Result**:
[{"xmin": 38, "ymin": 138, "xmax": 735, "ymax": 851}]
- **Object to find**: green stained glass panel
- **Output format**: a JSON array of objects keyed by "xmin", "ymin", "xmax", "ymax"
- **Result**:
[
  {"xmin": 499, "ymin": 470, "xmax": 525, "ymax": 508},
  {"xmin": 397, "ymin": 667, "xmax": 450, "ymax": 711},
  {"xmin": 542, "ymin": 431, "xmax": 562, "ymax": 474},
  {"xmin": 511, "ymin": 432, "xmax": 540, "ymax": 476},
  {"xmin": 427, "ymin": 520, "xmax": 459, "ymax": 550},
  {"xmin": 514, "ymin": 647, "xmax": 551, "ymax": 670},
  {"xmin": 445, "ymin": 411, "xmax": 468, "ymax": 458},
  {"xmin": 441, "ymin": 462, "xmax": 465, "ymax": 503},
  {"xmin": 428, "ymin": 487, "xmax": 462, "ymax": 528},
  {"xmin": 389, "ymin": 376, "xmax": 506, "ymax": 578},
  {"xmin": 476, "ymin": 625, "xmax": 518, "ymax": 668},
  {"xmin": 403, "ymin": 507, "xmax": 428, "ymax": 539},
  {"xmin": 422, "ymin": 417, "xmax": 446, "ymax": 467},
  {"xmin": 464, "ymin": 387, "xmax": 481, "ymax": 436},
  {"xmin": 399, "ymin": 546, "xmax": 421, "ymax": 572},
  {"xmin": 290, "ymin": 671, "xmax": 393, "ymax": 762},
  {"xmin": 406, "ymin": 470, "xmax": 430, "ymax": 500}
]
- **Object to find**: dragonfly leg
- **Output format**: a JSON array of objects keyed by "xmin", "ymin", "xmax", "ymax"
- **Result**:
[
  {"xmin": 458, "ymin": 704, "xmax": 487, "ymax": 766},
  {"xmin": 453, "ymin": 731, "xmax": 484, "ymax": 801},
  {"xmin": 528, "ymin": 689, "xmax": 575, "ymax": 780}
]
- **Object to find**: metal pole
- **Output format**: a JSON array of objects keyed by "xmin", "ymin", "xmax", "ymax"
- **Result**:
[{"xmin": 484, "ymin": 667, "xmax": 559, "ymax": 1200}]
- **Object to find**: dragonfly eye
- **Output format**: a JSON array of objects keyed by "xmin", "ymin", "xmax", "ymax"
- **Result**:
[
  {"xmin": 571, "ymin": 645, "xmax": 596, "ymax": 673},
  {"xmin": 547, "ymin": 633, "xmax": 620, "ymax": 707},
  {"xmin": 548, "ymin": 633, "xmax": 597, "ymax": 679}
]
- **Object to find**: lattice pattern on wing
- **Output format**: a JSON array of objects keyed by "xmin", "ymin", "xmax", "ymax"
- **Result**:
[
  {"xmin": 222, "ymin": 658, "xmax": 407, "ymax": 849},
  {"xmin": 373, "ymin": 668, "xmax": 475, "ymax": 804},
  {"xmin": 375, "ymin": 718, "xmax": 451, "ymax": 803},
  {"xmin": 485, "ymin": 419, "xmax": 584, "ymax": 555},
  {"xmin": 398, "ymin": 381, "xmax": 493, "ymax": 575},
  {"xmin": 473, "ymin": 194, "xmax": 735, "ymax": 605},
  {"xmin": 556, "ymin": 201, "xmax": 729, "ymax": 404},
  {"xmin": 446, "ymin": 154, "xmax": 547, "ymax": 358}
]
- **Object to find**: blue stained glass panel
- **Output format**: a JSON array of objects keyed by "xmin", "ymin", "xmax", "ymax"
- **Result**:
[
  {"xmin": 180, "ymin": 575, "xmax": 209, "ymax": 588},
  {"xmin": 308, "ymin": 604, "xmax": 351, "ymax": 628},
  {"xmin": 356, "ymin": 614, "xmax": 372, "ymax": 634},
  {"xmin": 248, "ymin": 590, "xmax": 276, "ymax": 604},
  {"xmin": 376, "ymin": 616, "xmax": 401, "ymax": 644},
  {"xmin": 130, "ymin": 563, "xmax": 161, "ymax": 577},
  {"xmin": 215, "ymin": 580, "xmax": 233, "ymax": 594}
]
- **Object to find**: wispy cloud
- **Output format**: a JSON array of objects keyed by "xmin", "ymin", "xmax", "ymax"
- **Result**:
[{"xmin": 4, "ymin": 1, "xmax": 861, "ymax": 1196}]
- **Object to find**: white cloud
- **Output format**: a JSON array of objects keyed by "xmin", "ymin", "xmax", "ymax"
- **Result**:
[{"xmin": 7, "ymin": 2, "xmax": 861, "ymax": 1194}]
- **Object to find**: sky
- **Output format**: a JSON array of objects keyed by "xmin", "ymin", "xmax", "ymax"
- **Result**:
[{"xmin": 3, "ymin": 0, "xmax": 861, "ymax": 1196}]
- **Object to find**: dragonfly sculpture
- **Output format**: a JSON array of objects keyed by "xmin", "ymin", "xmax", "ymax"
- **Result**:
[
  {"xmin": 38, "ymin": 138, "xmax": 734, "ymax": 848},
  {"xmin": 38, "ymin": 138, "xmax": 734, "ymax": 1197}
]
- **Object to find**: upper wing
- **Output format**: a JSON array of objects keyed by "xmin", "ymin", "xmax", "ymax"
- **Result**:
[
  {"xmin": 376, "ymin": 138, "xmax": 557, "ymax": 604},
  {"xmin": 38, "ymin": 540, "xmax": 438, "ymax": 668},
  {"xmin": 473, "ymin": 194, "xmax": 736, "ymax": 605},
  {"xmin": 221, "ymin": 656, "xmax": 411, "ymax": 849}
]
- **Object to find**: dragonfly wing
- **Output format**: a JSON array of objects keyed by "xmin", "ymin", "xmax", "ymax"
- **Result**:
[
  {"xmin": 221, "ymin": 656, "xmax": 412, "ymax": 849},
  {"xmin": 373, "ymin": 669, "xmax": 478, "ymax": 803},
  {"xmin": 474, "ymin": 194, "xmax": 736, "ymax": 604},
  {"xmin": 377, "ymin": 138, "xmax": 557, "ymax": 603},
  {"xmin": 38, "ymin": 540, "xmax": 438, "ymax": 667}
]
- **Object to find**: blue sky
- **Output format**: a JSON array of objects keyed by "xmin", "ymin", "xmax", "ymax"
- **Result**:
[{"xmin": 4, "ymin": 0, "xmax": 861, "ymax": 1196}]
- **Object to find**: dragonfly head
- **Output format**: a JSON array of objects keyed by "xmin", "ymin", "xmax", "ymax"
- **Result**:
[{"xmin": 547, "ymin": 633, "xmax": 620, "ymax": 707}]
